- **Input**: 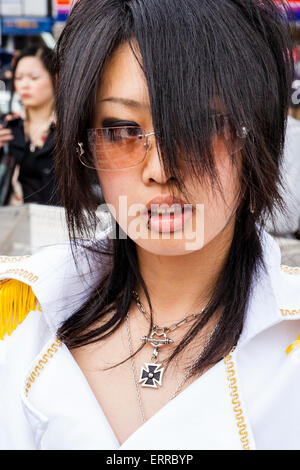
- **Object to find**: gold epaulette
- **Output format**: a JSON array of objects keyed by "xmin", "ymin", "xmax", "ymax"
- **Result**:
[
  {"xmin": 0, "ymin": 279, "xmax": 38, "ymax": 340},
  {"xmin": 279, "ymin": 265, "xmax": 300, "ymax": 354}
]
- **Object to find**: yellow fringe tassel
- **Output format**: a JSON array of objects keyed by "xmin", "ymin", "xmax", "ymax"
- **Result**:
[
  {"xmin": 286, "ymin": 330, "xmax": 300, "ymax": 355},
  {"xmin": 0, "ymin": 280, "xmax": 37, "ymax": 340}
]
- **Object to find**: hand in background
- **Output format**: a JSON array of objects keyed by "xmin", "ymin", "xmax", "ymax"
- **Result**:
[{"xmin": 0, "ymin": 113, "xmax": 19, "ymax": 149}]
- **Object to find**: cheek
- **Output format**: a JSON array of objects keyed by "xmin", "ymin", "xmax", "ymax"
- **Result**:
[
  {"xmin": 33, "ymin": 79, "xmax": 53, "ymax": 100},
  {"xmin": 98, "ymin": 172, "xmax": 148, "ymax": 238},
  {"xmin": 201, "ymin": 157, "xmax": 241, "ymax": 242},
  {"xmin": 14, "ymin": 81, "xmax": 25, "ymax": 94},
  {"xmin": 98, "ymin": 172, "xmax": 138, "ymax": 220},
  {"xmin": 99, "ymin": 173, "xmax": 128, "ymax": 204},
  {"xmin": 212, "ymin": 156, "xmax": 240, "ymax": 205}
]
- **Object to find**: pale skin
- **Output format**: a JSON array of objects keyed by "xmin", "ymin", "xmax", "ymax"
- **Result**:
[
  {"xmin": 0, "ymin": 56, "xmax": 55, "ymax": 149},
  {"xmin": 71, "ymin": 42, "xmax": 242, "ymax": 445}
]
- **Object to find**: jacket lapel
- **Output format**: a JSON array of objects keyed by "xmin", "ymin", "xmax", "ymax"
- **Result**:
[
  {"xmin": 20, "ymin": 335, "xmax": 256, "ymax": 450},
  {"xmin": 21, "ymin": 336, "xmax": 120, "ymax": 450},
  {"xmin": 120, "ymin": 349, "xmax": 256, "ymax": 450}
]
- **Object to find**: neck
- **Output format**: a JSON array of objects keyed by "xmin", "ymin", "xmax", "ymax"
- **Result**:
[
  {"xmin": 26, "ymin": 100, "xmax": 54, "ymax": 124},
  {"xmin": 135, "ymin": 220, "xmax": 235, "ymax": 326}
]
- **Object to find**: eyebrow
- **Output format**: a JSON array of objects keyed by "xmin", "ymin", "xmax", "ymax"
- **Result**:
[{"xmin": 99, "ymin": 97, "xmax": 149, "ymax": 109}]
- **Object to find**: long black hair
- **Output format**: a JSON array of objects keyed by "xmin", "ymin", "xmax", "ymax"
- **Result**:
[{"xmin": 55, "ymin": 0, "xmax": 293, "ymax": 375}]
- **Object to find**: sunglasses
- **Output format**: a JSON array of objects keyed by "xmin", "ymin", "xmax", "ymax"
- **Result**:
[{"xmin": 83, "ymin": 114, "xmax": 247, "ymax": 171}]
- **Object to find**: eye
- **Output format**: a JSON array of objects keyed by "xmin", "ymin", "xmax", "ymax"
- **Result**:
[
  {"xmin": 124, "ymin": 127, "xmax": 143, "ymax": 137},
  {"xmin": 103, "ymin": 127, "xmax": 143, "ymax": 142}
]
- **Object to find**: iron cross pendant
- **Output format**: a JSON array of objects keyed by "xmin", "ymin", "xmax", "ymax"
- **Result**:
[
  {"xmin": 139, "ymin": 362, "xmax": 165, "ymax": 388},
  {"xmin": 139, "ymin": 327, "xmax": 172, "ymax": 389}
]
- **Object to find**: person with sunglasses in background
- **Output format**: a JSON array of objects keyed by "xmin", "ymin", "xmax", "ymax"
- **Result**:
[{"xmin": 0, "ymin": 0, "xmax": 299, "ymax": 451}]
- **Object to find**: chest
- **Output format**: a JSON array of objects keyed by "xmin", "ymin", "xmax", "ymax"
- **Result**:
[
  {"xmin": 70, "ymin": 328, "xmax": 200, "ymax": 445},
  {"xmin": 15, "ymin": 324, "xmax": 300, "ymax": 450},
  {"xmin": 24, "ymin": 121, "xmax": 50, "ymax": 148}
]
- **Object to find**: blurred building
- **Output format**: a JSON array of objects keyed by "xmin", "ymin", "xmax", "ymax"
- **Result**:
[
  {"xmin": 0, "ymin": 0, "xmax": 71, "ymax": 50},
  {"xmin": 0, "ymin": 204, "xmax": 110, "ymax": 255}
]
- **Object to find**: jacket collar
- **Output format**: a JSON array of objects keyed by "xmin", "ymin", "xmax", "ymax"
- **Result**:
[
  {"xmin": 0, "ymin": 242, "xmax": 105, "ymax": 334},
  {"xmin": 0, "ymin": 232, "xmax": 289, "ymax": 349},
  {"xmin": 34, "ymin": 232, "xmax": 286, "ymax": 347},
  {"xmin": 237, "ymin": 232, "xmax": 283, "ymax": 348}
]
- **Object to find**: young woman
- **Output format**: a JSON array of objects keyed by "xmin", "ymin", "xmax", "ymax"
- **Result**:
[
  {"xmin": 0, "ymin": 0, "xmax": 300, "ymax": 450},
  {"xmin": 0, "ymin": 46, "xmax": 58, "ymax": 205}
]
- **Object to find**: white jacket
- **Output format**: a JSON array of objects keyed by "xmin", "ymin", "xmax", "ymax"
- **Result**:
[{"xmin": 0, "ymin": 233, "xmax": 300, "ymax": 450}]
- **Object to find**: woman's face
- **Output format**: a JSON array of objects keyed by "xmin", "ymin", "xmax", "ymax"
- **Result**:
[
  {"xmin": 14, "ymin": 56, "xmax": 54, "ymax": 109},
  {"xmin": 93, "ymin": 42, "xmax": 241, "ymax": 256}
]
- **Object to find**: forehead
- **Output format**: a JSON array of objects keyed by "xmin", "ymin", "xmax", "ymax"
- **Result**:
[
  {"xmin": 15, "ymin": 56, "xmax": 46, "ymax": 74},
  {"xmin": 98, "ymin": 42, "xmax": 150, "ymax": 106}
]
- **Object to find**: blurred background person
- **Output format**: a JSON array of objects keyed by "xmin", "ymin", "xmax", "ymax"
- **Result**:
[{"xmin": 0, "ymin": 45, "xmax": 58, "ymax": 206}]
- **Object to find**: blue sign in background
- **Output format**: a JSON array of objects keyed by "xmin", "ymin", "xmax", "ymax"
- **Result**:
[
  {"xmin": 293, "ymin": 10, "xmax": 300, "ymax": 21},
  {"xmin": 1, "ymin": 17, "xmax": 54, "ymax": 35},
  {"xmin": 56, "ymin": 12, "xmax": 68, "ymax": 22}
]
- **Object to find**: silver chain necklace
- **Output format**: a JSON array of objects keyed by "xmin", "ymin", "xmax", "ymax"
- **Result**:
[
  {"xmin": 126, "ymin": 292, "xmax": 218, "ymax": 423},
  {"xmin": 132, "ymin": 290, "xmax": 205, "ymax": 390}
]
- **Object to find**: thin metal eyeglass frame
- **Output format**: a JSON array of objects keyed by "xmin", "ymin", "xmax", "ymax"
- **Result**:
[
  {"xmin": 84, "ymin": 117, "xmax": 247, "ymax": 171},
  {"xmin": 85, "ymin": 127, "xmax": 157, "ymax": 171}
]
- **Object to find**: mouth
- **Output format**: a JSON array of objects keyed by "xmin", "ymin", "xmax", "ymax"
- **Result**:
[{"xmin": 145, "ymin": 198, "xmax": 193, "ymax": 234}]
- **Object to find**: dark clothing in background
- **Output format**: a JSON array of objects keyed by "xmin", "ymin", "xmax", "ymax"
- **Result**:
[{"xmin": 1, "ymin": 116, "xmax": 59, "ymax": 205}]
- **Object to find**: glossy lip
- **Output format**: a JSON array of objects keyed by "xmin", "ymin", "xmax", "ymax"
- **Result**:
[
  {"xmin": 145, "ymin": 195, "xmax": 190, "ymax": 213},
  {"xmin": 148, "ymin": 208, "xmax": 193, "ymax": 233},
  {"xmin": 143, "ymin": 195, "xmax": 194, "ymax": 234},
  {"xmin": 20, "ymin": 94, "xmax": 32, "ymax": 99}
]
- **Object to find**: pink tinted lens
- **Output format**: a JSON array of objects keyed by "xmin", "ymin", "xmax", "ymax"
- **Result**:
[
  {"xmin": 212, "ymin": 115, "xmax": 246, "ymax": 156},
  {"xmin": 87, "ymin": 127, "xmax": 146, "ymax": 170}
]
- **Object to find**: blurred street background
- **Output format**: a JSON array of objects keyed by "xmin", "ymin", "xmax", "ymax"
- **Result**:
[
  {"xmin": 0, "ymin": 0, "xmax": 299, "ymax": 266},
  {"xmin": 0, "ymin": 0, "xmax": 69, "ymax": 114}
]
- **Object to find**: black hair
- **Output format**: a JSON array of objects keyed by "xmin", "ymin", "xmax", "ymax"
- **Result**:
[{"xmin": 55, "ymin": 0, "xmax": 293, "ymax": 376}]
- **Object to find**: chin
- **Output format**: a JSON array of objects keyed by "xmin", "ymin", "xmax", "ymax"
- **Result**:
[
  {"xmin": 21, "ymin": 98, "xmax": 35, "ymax": 106},
  {"xmin": 133, "ymin": 237, "xmax": 206, "ymax": 256}
]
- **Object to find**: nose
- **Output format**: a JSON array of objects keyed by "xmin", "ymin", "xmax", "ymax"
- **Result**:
[{"xmin": 141, "ymin": 134, "xmax": 170, "ymax": 185}]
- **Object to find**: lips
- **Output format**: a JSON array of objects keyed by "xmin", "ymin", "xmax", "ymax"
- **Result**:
[
  {"xmin": 145, "ymin": 195, "xmax": 193, "ymax": 233},
  {"xmin": 146, "ymin": 195, "xmax": 188, "ymax": 213}
]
